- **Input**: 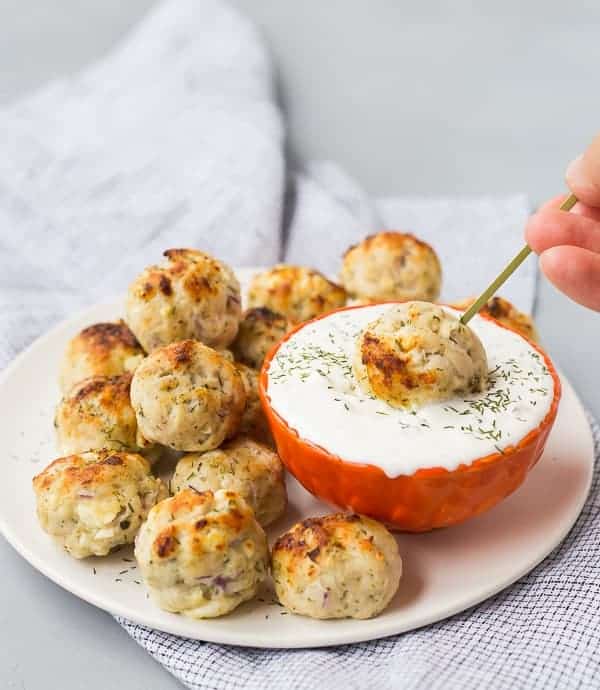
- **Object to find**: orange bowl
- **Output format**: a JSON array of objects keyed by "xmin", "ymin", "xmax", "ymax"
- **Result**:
[{"xmin": 259, "ymin": 305, "xmax": 561, "ymax": 532}]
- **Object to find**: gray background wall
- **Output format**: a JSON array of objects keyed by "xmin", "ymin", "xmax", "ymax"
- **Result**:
[{"xmin": 0, "ymin": 2, "xmax": 598, "ymax": 688}]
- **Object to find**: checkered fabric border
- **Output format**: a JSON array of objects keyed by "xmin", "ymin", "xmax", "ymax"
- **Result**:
[{"xmin": 119, "ymin": 415, "xmax": 600, "ymax": 690}]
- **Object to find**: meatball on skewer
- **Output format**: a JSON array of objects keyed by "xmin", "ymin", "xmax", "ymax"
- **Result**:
[
  {"xmin": 272, "ymin": 513, "xmax": 402, "ymax": 619},
  {"xmin": 126, "ymin": 248, "xmax": 242, "ymax": 352},
  {"xmin": 247, "ymin": 265, "xmax": 346, "ymax": 324},
  {"xmin": 340, "ymin": 232, "xmax": 442, "ymax": 302},
  {"xmin": 171, "ymin": 436, "xmax": 287, "ymax": 527},
  {"xmin": 60, "ymin": 320, "xmax": 145, "ymax": 393},
  {"xmin": 32, "ymin": 450, "xmax": 166, "ymax": 559},
  {"xmin": 354, "ymin": 301, "xmax": 488, "ymax": 409},
  {"xmin": 135, "ymin": 488, "xmax": 269, "ymax": 618},
  {"xmin": 131, "ymin": 340, "xmax": 246, "ymax": 452}
]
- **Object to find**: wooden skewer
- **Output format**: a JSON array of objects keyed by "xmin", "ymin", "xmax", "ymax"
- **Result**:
[{"xmin": 459, "ymin": 193, "xmax": 578, "ymax": 325}]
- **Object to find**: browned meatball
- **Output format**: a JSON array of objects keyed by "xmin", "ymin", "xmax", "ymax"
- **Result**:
[
  {"xmin": 55, "ymin": 373, "xmax": 156, "ymax": 457},
  {"xmin": 131, "ymin": 340, "xmax": 246, "ymax": 452},
  {"xmin": 272, "ymin": 513, "xmax": 402, "ymax": 619},
  {"xmin": 340, "ymin": 232, "xmax": 442, "ymax": 302},
  {"xmin": 247, "ymin": 265, "xmax": 347, "ymax": 324},
  {"xmin": 60, "ymin": 321, "xmax": 145, "ymax": 393},
  {"xmin": 231, "ymin": 307, "xmax": 290, "ymax": 369},
  {"xmin": 126, "ymin": 249, "xmax": 241, "ymax": 351},
  {"xmin": 354, "ymin": 302, "xmax": 488, "ymax": 408}
]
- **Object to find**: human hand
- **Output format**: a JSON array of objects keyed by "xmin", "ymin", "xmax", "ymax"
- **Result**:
[{"xmin": 525, "ymin": 134, "xmax": 600, "ymax": 311}]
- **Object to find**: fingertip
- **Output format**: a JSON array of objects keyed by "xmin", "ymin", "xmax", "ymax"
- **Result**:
[
  {"xmin": 524, "ymin": 213, "xmax": 546, "ymax": 253},
  {"xmin": 566, "ymin": 153, "xmax": 600, "ymax": 207}
]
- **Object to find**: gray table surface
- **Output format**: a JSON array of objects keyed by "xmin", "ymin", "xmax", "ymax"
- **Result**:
[{"xmin": 1, "ymin": 2, "xmax": 598, "ymax": 688}]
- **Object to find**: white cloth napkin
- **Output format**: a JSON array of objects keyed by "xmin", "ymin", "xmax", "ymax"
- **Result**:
[
  {"xmin": 286, "ymin": 160, "xmax": 533, "ymax": 308},
  {"xmin": 2, "ymin": 2, "xmax": 587, "ymax": 689},
  {"xmin": 0, "ymin": 0, "xmax": 284, "ymax": 368},
  {"xmin": 0, "ymin": 0, "xmax": 535, "ymax": 374}
]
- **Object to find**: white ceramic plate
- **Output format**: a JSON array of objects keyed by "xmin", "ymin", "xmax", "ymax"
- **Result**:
[{"xmin": 0, "ymin": 268, "xmax": 594, "ymax": 649}]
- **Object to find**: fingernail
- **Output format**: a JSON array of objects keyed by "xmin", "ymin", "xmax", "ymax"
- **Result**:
[{"xmin": 566, "ymin": 154, "xmax": 587, "ymax": 189}]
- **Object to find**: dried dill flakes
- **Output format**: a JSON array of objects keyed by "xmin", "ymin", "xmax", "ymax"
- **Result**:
[
  {"xmin": 267, "ymin": 310, "xmax": 552, "ymax": 457},
  {"xmin": 269, "ymin": 338, "xmax": 353, "ymax": 385}
]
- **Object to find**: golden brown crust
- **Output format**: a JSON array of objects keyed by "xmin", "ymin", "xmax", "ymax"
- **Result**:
[
  {"xmin": 247, "ymin": 265, "xmax": 347, "ymax": 324},
  {"xmin": 149, "ymin": 489, "xmax": 255, "ymax": 561},
  {"xmin": 60, "ymin": 321, "xmax": 146, "ymax": 393},
  {"xmin": 343, "ymin": 231, "xmax": 434, "ymax": 258},
  {"xmin": 77, "ymin": 321, "xmax": 142, "ymax": 354},
  {"xmin": 340, "ymin": 231, "xmax": 442, "ymax": 302},
  {"xmin": 359, "ymin": 331, "xmax": 439, "ymax": 399},
  {"xmin": 32, "ymin": 449, "xmax": 166, "ymax": 558},
  {"xmin": 271, "ymin": 512, "xmax": 401, "ymax": 619},
  {"xmin": 245, "ymin": 306, "xmax": 283, "ymax": 322},
  {"xmin": 135, "ymin": 487, "xmax": 268, "ymax": 617},
  {"xmin": 354, "ymin": 302, "xmax": 488, "ymax": 408},
  {"xmin": 126, "ymin": 249, "xmax": 241, "ymax": 351},
  {"xmin": 451, "ymin": 296, "xmax": 538, "ymax": 342},
  {"xmin": 273, "ymin": 513, "xmax": 364, "ymax": 558},
  {"xmin": 54, "ymin": 373, "xmax": 154, "ymax": 456},
  {"xmin": 32, "ymin": 449, "xmax": 151, "ymax": 494},
  {"xmin": 231, "ymin": 307, "xmax": 290, "ymax": 369},
  {"xmin": 163, "ymin": 339, "xmax": 197, "ymax": 367},
  {"xmin": 71, "ymin": 373, "xmax": 132, "ymax": 409}
]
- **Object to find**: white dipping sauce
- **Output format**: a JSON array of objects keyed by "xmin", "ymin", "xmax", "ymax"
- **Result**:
[{"xmin": 265, "ymin": 305, "xmax": 555, "ymax": 478}]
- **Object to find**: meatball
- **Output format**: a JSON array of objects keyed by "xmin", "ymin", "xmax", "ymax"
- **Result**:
[
  {"xmin": 59, "ymin": 321, "xmax": 145, "ymax": 393},
  {"xmin": 130, "ymin": 340, "xmax": 246, "ymax": 452},
  {"xmin": 55, "ymin": 374, "xmax": 157, "ymax": 457},
  {"xmin": 32, "ymin": 450, "xmax": 166, "ymax": 559},
  {"xmin": 354, "ymin": 301, "xmax": 488, "ymax": 408},
  {"xmin": 340, "ymin": 232, "xmax": 442, "ymax": 302},
  {"xmin": 452, "ymin": 295, "xmax": 539, "ymax": 343},
  {"xmin": 217, "ymin": 349, "xmax": 235, "ymax": 362},
  {"xmin": 247, "ymin": 265, "xmax": 347, "ymax": 324},
  {"xmin": 135, "ymin": 488, "xmax": 269, "ymax": 618},
  {"xmin": 272, "ymin": 513, "xmax": 402, "ymax": 619},
  {"xmin": 125, "ymin": 248, "xmax": 241, "ymax": 352},
  {"xmin": 231, "ymin": 307, "xmax": 290, "ymax": 369},
  {"xmin": 170, "ymin": 436, "xmax": 286, "ymax": 527},
  {"xmin": 235, "ymin": 363, "xmax": 271, "ymax": 443}
]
